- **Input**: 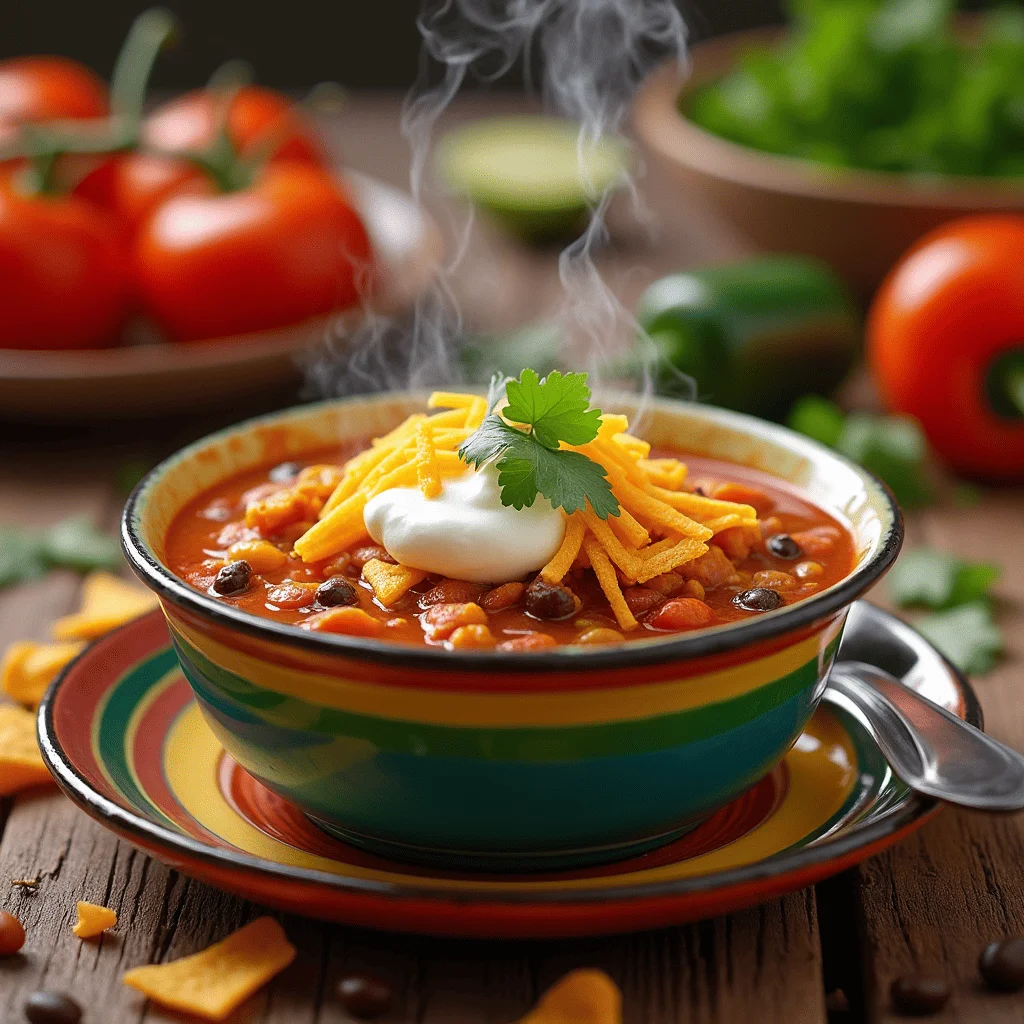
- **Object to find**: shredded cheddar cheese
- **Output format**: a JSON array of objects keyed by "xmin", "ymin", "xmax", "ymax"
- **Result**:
[{"xmin": 285, "ymin": 390, "xmax": 759, "ymax": 629}]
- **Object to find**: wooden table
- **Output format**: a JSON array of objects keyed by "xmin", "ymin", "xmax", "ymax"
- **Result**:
[{"xmin": 1, "ymin": 95, "xmax": 1021, "ymax": 1024}]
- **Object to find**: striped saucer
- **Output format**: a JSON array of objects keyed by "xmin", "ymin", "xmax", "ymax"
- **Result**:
[{"xmin": 39, "ymin": 602, "xmax": 977, "ymax": 938}]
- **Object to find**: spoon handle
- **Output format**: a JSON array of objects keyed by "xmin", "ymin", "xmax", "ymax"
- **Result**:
[{"xmin": 826, "ymin": 660, "xmax": 1024, "ymax": 812}]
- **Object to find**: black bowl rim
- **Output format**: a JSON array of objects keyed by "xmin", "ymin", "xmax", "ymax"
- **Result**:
[{"xmin": 121, "ymin": 393, "xmax": 903, "ymax": 676}]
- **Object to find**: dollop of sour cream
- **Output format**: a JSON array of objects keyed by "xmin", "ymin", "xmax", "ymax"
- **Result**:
[{"xmin": 363, "ymin": 465, "xmax": 565, "ymax": 584}]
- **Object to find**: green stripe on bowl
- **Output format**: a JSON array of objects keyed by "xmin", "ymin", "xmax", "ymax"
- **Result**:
[{"xmin": 175, "ymin": 634, "xmax": 840, "ymax": 762}]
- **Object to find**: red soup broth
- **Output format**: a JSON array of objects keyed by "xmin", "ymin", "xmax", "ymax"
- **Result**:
[{"xmin": 163, "ymin": 445, "xmax": 857, "ymax": 649}]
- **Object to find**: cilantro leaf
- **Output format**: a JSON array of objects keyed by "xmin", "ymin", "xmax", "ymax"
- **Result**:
[
  {"xmin": 837, "ymin": 413, "xmax": 933, "ymax": 508},
  {"xmin": 40, "ymin": 518, "xmax": 122, "ymax": 573},
  {"xmin": 458, "ymin": 415, "xmax": 521, "ymax": 470},
  {"xmin": 0, "ymin": 525, "xmax": 47, "ymax": 588},
  {"xmin": 485, "ymin": 371, "xmax": 512, "ymax": 413},
  {"xmin": 888, "ymin": 548, "xmax": 1001, "ymax": 610},
  {"xmin": 787, "ymin": 397, "xmax": 933, "ymax": 509},
  {"xmin": 916, "ymin": 602, "xmax": 1003, "ymax": 676},
  {"xmin": 787, "ymin": 395, "xmax": 846, "ymax": 448},
  {"xmin": 0, "ymin": 517, "xmax": 122, "ymax": 589},
  {"xmin": 458, "ymin": 369, "xmax": 620, "ymax": 518},
  {"xmin": 496, "ymin": 435, "xmax": 618, "ymax": 517},
  {"xmin": 503, "ymin": 369, "xmax": 602, "ymax": 449}
]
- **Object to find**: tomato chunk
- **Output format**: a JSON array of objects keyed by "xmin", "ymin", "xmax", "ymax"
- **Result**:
[
  {"xmin": 648, "ymin": 598, "xmax": 716, "ymax": 631},
  {"xmin": 422, "ymin": 602, "xmax": 488, "ymax": 641}
]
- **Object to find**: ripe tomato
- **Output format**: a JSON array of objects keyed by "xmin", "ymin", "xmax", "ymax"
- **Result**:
[
  {"xmin": 867, "ymin": 215, "xmax": 1024, "ymax": 481},
  {"xmin": 144, "ymin": 85, "xmax": 326, "ymax": 165},
  {"xmin": 0, "ymin": 177, "xmax": 130, "ymax": 350},
  {"xmin": 0, "ymin": 56, "xmax": 108, "ymax": 139},
  {"xmin": 134, "ymin": 163, "xmax": 373, "ymax": 341},
  {"xmin": 73, "ymin": 152, "xmax": 205, "ymax": 237},
  {"xmin": 74, "ymin": 86, "xmax": 327, "ymax": 234}
]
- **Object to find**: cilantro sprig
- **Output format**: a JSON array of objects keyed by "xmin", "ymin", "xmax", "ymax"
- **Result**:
[
  {"xmin": 0, "ymin": 517, "xmax": 122, "ymax": 589},
  {"xmin": 459, "ymin": 369, "xmax": 620, "ymax": 519},
  {"xmin": 886, "ymin": 546, "xmax": 1004, "ymax": 676}
]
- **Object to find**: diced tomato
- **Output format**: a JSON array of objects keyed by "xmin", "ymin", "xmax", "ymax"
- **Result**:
[{"xmin": 648, "ymin": 599, "xmax": 717, "ymax": 631}]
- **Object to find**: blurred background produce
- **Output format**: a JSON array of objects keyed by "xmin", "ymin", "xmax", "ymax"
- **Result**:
[
  {"xmin": 436, "ymin": 116, "xmax": 631, "ymax": 242},
  {"xmin": 689, "ymin": 0, "xmax": 1024, "ymax": 177},
  {"xmin": 630, "ymin": 255, "xmax": 859, "ymax": 419},
  {"xmin": 0, "ymin": 10, "xmax": 375, "ymax": 352}
]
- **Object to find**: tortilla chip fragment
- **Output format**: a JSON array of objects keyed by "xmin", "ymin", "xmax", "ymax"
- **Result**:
[
  {"xmin": 52, "ymin": 572, "xmax": 159, "ymax": 641},
  {"xmin": 122, "ymin": 917, "xmax": 296, "ymax": 1021},
  {"xmin": 73, "ymin": 901, "xmax": 117, "ymax": 939},
  {"xmin": 2, "ymin": 640, "xmax": 85, "ymax": 707},
  {"xmin": 362, "ymin": 559, "xmax": 427, "ymax": 607},
  {"xmin": 517, "ymin": 969, "xmax": 622, "ymax": 1024},
  {"xmin": 0, "ymin": 704, "xmax": 53, "ymax": 796}
]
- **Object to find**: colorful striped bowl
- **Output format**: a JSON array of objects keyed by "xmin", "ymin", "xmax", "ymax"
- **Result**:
[{"xmin": 122, "ymin": 393, "xmax": 902, "ymax": 870}]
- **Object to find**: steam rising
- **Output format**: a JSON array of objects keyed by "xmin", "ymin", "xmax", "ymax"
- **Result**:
[{"xmin": 304, "ymin": 0, "xmax": 688, "ymax": 400}]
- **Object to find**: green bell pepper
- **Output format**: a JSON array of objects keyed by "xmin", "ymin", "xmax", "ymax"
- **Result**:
[{"xmin": 633, "ymin": 256, "xmax": 860, "ymax": 421}]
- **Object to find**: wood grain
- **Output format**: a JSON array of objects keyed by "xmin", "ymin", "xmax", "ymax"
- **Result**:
[{"xmin": 855, "ymin": 494, "xmax": 1024, "ymax": 1023}]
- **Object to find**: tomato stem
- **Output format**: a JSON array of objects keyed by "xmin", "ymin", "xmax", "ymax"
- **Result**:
[
  {"xmin": 0, "ymin": 7, "xmax": 177, "ymax": 194},
  {"xmin": 986, "ymin": 350, "xmax": 1024, "ymax": 420},
  {"xmin": 1005, "ymin": 366, "xmax": 1024, "ymax": 418},
  {"xmin": 110, "ymin": 8, "xmax": 180, "ymax": 144}
]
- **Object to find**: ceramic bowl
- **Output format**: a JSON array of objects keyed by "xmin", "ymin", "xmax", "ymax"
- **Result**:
[
  {"xmin": 122, "ymin": 392, "xmax": 901, "ymax": 870},
  {"xmin": 633, "ymin": 31, "xmax": 1024, "ymax": 296}
]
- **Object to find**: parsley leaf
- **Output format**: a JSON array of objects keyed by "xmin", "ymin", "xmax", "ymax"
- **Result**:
[
  {"xmin": 916, "ymin": 602, "xmax": 1003, "ymax": 676},
  {"xmin": 458, "ymin": 370, "xmax": 619, "ymax": 518},
  {"xmin": 503, "ymin": 369, "xmax": 602, "ymax": 449}
]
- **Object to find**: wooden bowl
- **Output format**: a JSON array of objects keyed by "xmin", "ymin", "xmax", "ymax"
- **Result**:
[
  {"xmin": 634, "ymin": 30, "xmax": 1024, "ymax": 296},
  {"xmin": 0, "ymin": 172, "xmax": 443, "ymax": 421}
]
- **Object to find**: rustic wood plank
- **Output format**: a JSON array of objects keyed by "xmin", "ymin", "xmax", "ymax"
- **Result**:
[{"xmin": 853, "ymin": 491, "xmax": 1024, "ymax": 1022}]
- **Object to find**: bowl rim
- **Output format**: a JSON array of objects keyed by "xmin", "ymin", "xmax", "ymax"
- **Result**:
[
  {"xmin": 122, "ymin": 392, "xmax": 903, "ymax": 675},
  {"xmin": 635, "ymin": 30, "xmax": 1024, "ymax": 210}
]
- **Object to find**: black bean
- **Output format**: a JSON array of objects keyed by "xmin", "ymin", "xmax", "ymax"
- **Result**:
[
  {"xmin": 212, "ymin": 560, "xmax": 252, "ymax": 596},
  {"xmin": 525, "ymin": 578, "xmax": 577, "ymax": 621},
  {"xmin": 733, "ymin": 588, "xmax": 784, "ymax": 613},
  {"xmin": 316, "ymin": 576, "xmax": 359, "ymax": 608},
  {"xmin": 269, "ymin": 461, "xmax": 303, "ymax": 483},
  {"xmin": 889, "ymin": 975, "xmax": 950, "ymax": 1015},
  {"xmin": 980, "ymin": 937, "xmax": 1024, "ymax": 991},
  {"xmin": 766, "ymin": 533, "xmax": 803, "ymax": 560},
  {"xmin": 337, "ymin": 973, "xmax": 393, "ymax": 1019},
  {"xmin": 24, "ymin": 991, "xmax": 82, "ymax": 1024}
]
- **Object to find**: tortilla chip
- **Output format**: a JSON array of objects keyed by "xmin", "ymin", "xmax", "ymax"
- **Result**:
[
  {"xmin": 517, "ymin": 969, "xmax": 622, "ymax": 1024},
  {"xmin": 52, "ymin": 572, "xmax": 159, "ymax": 642},
  {"xmin": 361, "ymin": 560, "xmax": 427, "ymax": 607},
  {"xmin": 122, "ymin": 917, "xmax": 296, "ymax": 1021},
  {"xmin": 73, "ymin": 901, "xmax": 117, "ymax": 939},
  {"xmin": 2, "ymin": 640, "xmax": 85, "ymax": 707},
  {"xmin": 0, "ymin": 704, "xmax": 52, "ymax": 796}
]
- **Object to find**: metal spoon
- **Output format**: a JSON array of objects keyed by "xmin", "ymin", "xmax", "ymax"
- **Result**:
[{"xmin": 824, "ymin": 660, "xmax": 1024, "ymax": 812}]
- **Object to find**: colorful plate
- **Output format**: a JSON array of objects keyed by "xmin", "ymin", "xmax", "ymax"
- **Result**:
[{"xmin": 39, "ymin": 602, "xmax": 979, "ymax": 938}]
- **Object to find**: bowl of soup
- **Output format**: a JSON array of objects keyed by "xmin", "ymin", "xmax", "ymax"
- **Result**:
[{"xmin": 122, "ymin": 389, "xmax": 901, "ymax": 870}]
